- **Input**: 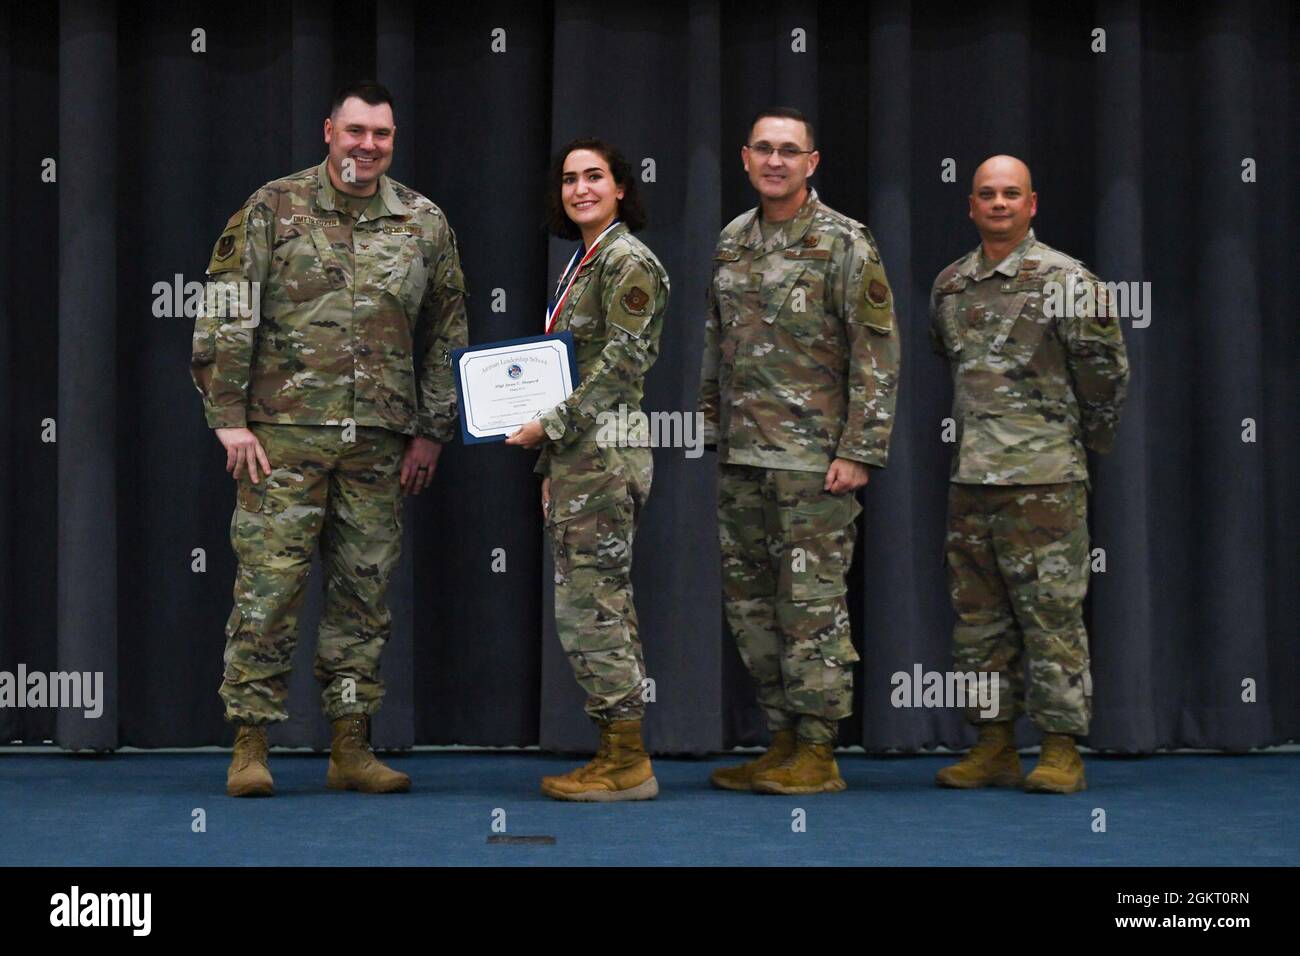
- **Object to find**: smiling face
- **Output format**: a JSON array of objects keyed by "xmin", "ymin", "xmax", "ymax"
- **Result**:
[
  {"xmin": 742, "ymin": 115, "xmax": 819, "ymax": 205},
  {"xmin": 969, "ymin": 155, "xmax": 1037, "ymax": 245},
  {"xmin": 561, "ymin": 148, "xmax": 624, "ymax": 238},
  {"xmin": 323, "ymin": 96, "xmax": 395, "ymax": 195}
]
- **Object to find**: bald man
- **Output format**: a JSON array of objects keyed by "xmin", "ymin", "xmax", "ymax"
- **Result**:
[{"xmin": 929, "ymin": 155, "xmax": 1129, "ymax": 793}]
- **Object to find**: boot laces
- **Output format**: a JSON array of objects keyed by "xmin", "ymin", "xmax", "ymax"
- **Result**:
[
  {"xmin": 774, "ymin": 743, "xmax": 811, "ymax": 771},
  {"xmin": 969, "ymin": 735, "xmax": 1006, "ymax": 762},
  {"xmin": 234, "ymin": 729, "xmax": 266, "ymax": 769},
  {"xmin": 1041, "ymin": 737, "xmax": 1075, "ymax": 769},
  {"xmin": 588, "ymin": 730, "xmax": 620, "ymax": 772},
  {"xmin": 559, "ymin": 732, "xmax": 612, "ymax": 781},
  {"xmin": 339, "ymin": 718, "xmax": 378, "ymax": 763}
]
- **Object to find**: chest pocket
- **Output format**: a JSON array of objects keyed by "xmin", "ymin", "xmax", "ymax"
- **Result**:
[
  {"xmin": 774, "ymin": 247, "xmax": 832, "ymax": 342},
  {"xmin": 988, "ymin": 283, "xmax": 1051, "ymax": 365},
  {"xmin": 274, "ymin": 225, "xmax": 346, "ymax": 303},
  {"xmin": 935, "ymin": 275, "xmax": 967, "ymax": 357},
  {"xmin": 711, "ymin": 249, "xmax": 747, "ymax": 332},
  {"xmin": 554, "ymin": 267, "xmax": 598, "ymax": 337},
  {"xmin": 383, "ymin": 238, "xmax": 428, "ymax": 318}
]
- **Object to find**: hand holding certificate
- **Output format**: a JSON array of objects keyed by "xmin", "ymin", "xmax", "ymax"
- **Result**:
[{"xmin": 452, "ymin": 331, "xmax": 579, "ymax": 444}]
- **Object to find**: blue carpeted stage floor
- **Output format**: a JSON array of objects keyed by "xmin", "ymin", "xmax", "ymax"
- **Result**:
[{"xmin": 0, "ymin": 753, "xmax": 1295, "ymax": 867}]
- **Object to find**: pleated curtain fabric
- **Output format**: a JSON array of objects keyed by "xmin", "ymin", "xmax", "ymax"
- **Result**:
[{"xmin": 0, "ymin": 0, "xmax": 1294, "ymax": 753}]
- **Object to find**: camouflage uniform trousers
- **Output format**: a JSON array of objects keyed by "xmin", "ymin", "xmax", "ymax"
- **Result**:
[
  {"xmin": 945, "ymin": 481, "xmax": 1092, "ymax": 735},
  {"xmin": 220, "ymin": 422, "xmax": 406, "ymax": 724},
  {"xmin": 717, "ymin": 463, "xmax": 862, "ymax": 745},
  {"xmin": 545, "ymin": 446, "xmax": 653, "ymax": 723}
]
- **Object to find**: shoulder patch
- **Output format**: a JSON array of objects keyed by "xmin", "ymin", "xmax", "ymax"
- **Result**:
[
  {"xmin": 621, "ymin": 286, "xmax": 650, "ymax": 315},
  {"xmin": 207, "ymin": 207, "xmax": 248, "ymax": 275}
]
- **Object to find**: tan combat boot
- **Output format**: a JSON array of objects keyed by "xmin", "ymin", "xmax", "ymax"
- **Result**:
[
  {"xmin": 540, "ymin": 719, "xmax": 659, "ymax": 802},
  {"xmin": 1024, "ymin": 733, "xmax": 1087, "ymax": 793},
  {"xmin": 750, "ymin": 740, "xmax": 847, "ymax": 795},
  {"xmin": 710, "ymin": 729, "xmax": 797, "ymax": 791},
  {"xmin": 326, "ymin": 714, "xmax": 411, "ymax": 794},
  {"xmin": 935, "ymin": 721, "xmax": 1023, "ymax": 789},
  {"xmin": 227, "ymin": 724, "xmax": 274, "ymax": 798}
]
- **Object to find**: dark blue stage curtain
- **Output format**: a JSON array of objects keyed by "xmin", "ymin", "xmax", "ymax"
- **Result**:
[{"xmin": 0, "ymin": 0, "xmax": 1295, "ymax": 753}]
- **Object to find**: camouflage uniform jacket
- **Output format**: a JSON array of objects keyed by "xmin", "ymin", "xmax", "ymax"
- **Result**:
[
  {"xmin": 535, "ymin": 224, "xmax": 669, "ymax": 519},
  {"xmin": 929, "ymin": 229, "xmax": 1130, "ymax": 485},
  {"xmin": 699, "ymin": 188, "xmax": 900, "ymax": 474},
  {"xmin": 191, "ymin": 159, "xmax": 468, "ymax": 441}
]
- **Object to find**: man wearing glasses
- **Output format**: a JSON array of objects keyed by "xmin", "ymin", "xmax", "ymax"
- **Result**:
[{"xmin": 699, "ymin": 108, "xmax": 900, "ymax": 794}]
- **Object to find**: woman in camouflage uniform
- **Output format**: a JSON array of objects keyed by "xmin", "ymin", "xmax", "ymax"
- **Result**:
[{"xmin": 506, "ymin": 138, "xmax": 670, "ymax": 801}]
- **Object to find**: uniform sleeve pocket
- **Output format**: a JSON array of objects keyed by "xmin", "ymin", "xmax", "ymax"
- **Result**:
[
  {"xmin": 853, "ymin": 260, "xmax": 893, "ymax": 333},
  {"xmin": 206, "ymin": 208, "xmax": 247, "ymax": 276},
  {"xmin": 607, "ymin": 272, "xmax": 657, "ymax": 339}
]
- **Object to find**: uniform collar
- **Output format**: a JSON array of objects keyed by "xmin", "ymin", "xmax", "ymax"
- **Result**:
[
  {"xmin": 576, "ymin": 221, "xmax": 629, "ymax": 273},
  {"xmin": 314, "ymin": 158, "xmax": 409, "ymax": 220},
  {"xmin": 739, "ymin": 187, "xmax": 820, "ymax": 253},
  {"xmin": 962, "ymin": 228, "xmax": 1037, "ymax": 280}
]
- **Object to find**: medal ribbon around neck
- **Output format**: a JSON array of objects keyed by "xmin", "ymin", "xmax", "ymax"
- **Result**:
[{"xmin": 545, "ymin": 219, "xmax": 621, "ymax": 334}]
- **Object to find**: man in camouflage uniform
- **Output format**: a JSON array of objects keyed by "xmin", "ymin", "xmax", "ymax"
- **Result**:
[
  {"xmin": 699, "ymin": 109, "xmax": 900, "ymax": 794},
  {"xmin": 191, "ymin": 81, "xmax": 467, "ymax": 797},
  {"xmin": 930, "ymin": 155, "xmax": 1129, "ymax": 794},
  {"xmin": 507, "ymin": 139, "xmax": 668, "ymax": 801}
]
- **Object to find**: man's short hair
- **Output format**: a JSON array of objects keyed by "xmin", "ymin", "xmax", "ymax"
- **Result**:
[
  {"xmin": 749, "ymin": 107, "xmax": 815, "ymax": 149},
  {"xmin": 330, "ymin": 80, "xmax": 395, "ymax": 119}
]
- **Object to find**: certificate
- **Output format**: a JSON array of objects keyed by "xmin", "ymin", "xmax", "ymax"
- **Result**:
[{"xmin": 453, "ymin": 331, "xmax": 579, "ymax": 444}]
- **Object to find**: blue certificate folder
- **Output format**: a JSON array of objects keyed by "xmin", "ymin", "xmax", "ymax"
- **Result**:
[{"xmin": 452, "ymin": 330, "xmax": 580, "ymax": 445}]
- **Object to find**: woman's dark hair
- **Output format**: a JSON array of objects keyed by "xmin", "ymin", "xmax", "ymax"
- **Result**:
[{"xmin": 546, "ymin": 137, "xmax": 647, "ymax": 239}]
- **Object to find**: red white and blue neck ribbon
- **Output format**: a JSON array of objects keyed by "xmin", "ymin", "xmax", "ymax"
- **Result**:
[{"xmin": 545, "ymin": 219, "xmax": 620, "ymax": 334}]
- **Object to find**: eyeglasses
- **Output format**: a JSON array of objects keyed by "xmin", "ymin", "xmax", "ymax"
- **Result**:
[{"xmin": 746, "ymin": 143, "xmax": 814, "ymax": 160}]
